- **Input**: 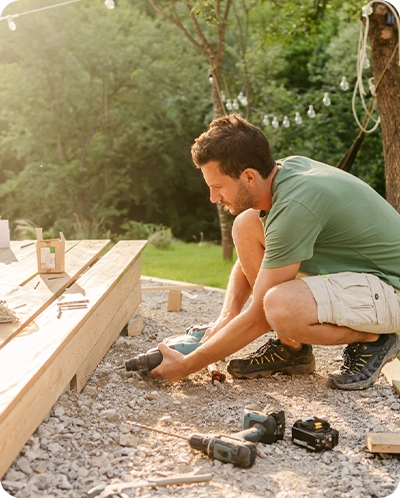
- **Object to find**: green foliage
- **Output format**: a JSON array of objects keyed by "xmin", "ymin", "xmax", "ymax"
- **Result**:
[
  {"xmin": 0, "ymin": 0, "xmax": 387, "ymax": 244},
  {"xmin": 120, "ymin": 220, "xmax": 172, "ymax": 248},
  {"xmin": 141, "ymin": 241, "xmax": 237, "ymax": 288},
  {"xmin": 148, "ymin": 227, "xmax": 173, "ymax": 249}
]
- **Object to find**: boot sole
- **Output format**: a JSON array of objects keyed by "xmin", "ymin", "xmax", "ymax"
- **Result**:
[
  {"xmin": 228, "ymin": 357, "xmax": 316, "ymax": 380},
  {"xmin": 327, "ymin": 335, "xmax": 400, "ymax": 390}
]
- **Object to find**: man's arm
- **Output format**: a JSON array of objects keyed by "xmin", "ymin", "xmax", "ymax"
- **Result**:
[
  {"xmin": 204, "ymin": 259, "xmax": 252, "ymax": 339},
  {"xmin": 151, "ymin": 261, "xmax": 301, "ymax": 381}
]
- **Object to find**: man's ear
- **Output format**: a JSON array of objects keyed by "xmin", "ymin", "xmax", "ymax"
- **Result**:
[{"xmin": 242, "ymin": 168, "xmax": 258, "ymax": 185}]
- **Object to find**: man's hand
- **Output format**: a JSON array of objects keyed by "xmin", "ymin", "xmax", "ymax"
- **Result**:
[
  {"xmin": 149, "ymin": 344, "xmax": 190, "ymax": 382},
  {"xmin": 203, "ymin": 315, "xmax": 231, "ymax": 341}
]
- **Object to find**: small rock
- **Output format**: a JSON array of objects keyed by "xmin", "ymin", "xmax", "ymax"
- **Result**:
[
  {"xmin": 92, "ymin": 432, "xmax": 102, "ymax": 441},
  {"xmin": 53, "ymin": 406, "xmax": 65, "ymax": 417},
  {"xmin": 5, "ymin": 469, "xmax": 26, "ymax": 481},
  {"xmin": 119, "ymin": 434, "xmax": 138, "ymax": 447}
]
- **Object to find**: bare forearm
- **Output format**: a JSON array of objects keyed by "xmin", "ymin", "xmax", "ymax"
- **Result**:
[
  {"xmin": 184, "ymin": 304, "xmax": 269, "ymax": 375},
  {"xmin": 219, "ymin": 259, "xmax": 252, "ymax": 319}
]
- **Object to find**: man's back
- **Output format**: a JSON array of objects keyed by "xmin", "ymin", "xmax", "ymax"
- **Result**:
[{"xmin": 261, "ymin": 156, "xmax": 400, "ymax": 288}]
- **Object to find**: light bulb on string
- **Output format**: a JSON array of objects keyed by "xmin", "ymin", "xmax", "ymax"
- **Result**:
[
  {"xmin": 226, "ymin": 100, "xmax": 233, "ymax": 111},
  {"xmin": 232, "ymin": 99, "xmax": 239, "ymax": 110},
  {"xmin": 105, "ymin": 0, "xmax": 115, "ymax": 9},
  {"xmin": 221, "ymin": 91, "xmax": 226, "ymax": 102},
  {"xmin": 363, "ymin": 57, "xmax": 370, "ymax": 69},
  {"xmin": 340, "ymin": 76, "xmax": 349, "ymax": 91},
  {"xmin": 282, "ymin": 116, "xmax": 290, "ymax": 128},
  {"xmin": 7, "ymin": 15, "xmax": 16, "ymax": 30},
  {"xmin": 238, "ymin": 92, "xmax": 248, "ymax": 107},
  {"xmin": 262, "ymin": 114, "xmax": 270, "ymax": 126},
  {"xmin": 322, "ymin": 92, "xmax": 331, "ymax": 107},
  {"xmin": 368, "ymin": 77, "xmax": 375, "ymax": 95},
  {"xmin": 294, "ymin": 112, "xmax": 302, "ymax": 125},
  {"xmin": 307, "ymin": 105, "xmax": 316, "ymax": 118},
  {"xmin": 272, "ymin": 116, "xmax": 279, "ymax": 128}
]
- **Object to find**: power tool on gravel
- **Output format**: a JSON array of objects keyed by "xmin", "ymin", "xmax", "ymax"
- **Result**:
[
  {"xmin": 122, "ymin": 324, "xmax": 226, "ymax": 382},
  {"xmin": 128, "ymin": 421, "xmax": 257, "ymax": 468},
  {"xmin": 291, "ymin": 416, "xmax": 339, "ymax": 451},
  {"xmin": 237, "ymin": 408, "xmax": 285, "ymax": 444}
]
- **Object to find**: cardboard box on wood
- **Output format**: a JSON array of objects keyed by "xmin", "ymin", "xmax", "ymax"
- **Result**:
[{"xmin": 35, "ymin": 228, "xmax": 66, "ymax": 274}]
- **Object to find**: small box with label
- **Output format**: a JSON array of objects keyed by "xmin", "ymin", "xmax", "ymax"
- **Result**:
[{"xmin": 35, "ymin": 228, "xmax": 65, "ymax": 274}]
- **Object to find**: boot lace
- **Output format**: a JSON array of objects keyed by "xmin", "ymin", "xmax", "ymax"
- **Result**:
[
  {"xmin": 246, "ymin": 338, "xmax": 281, "ymax": 359},
  {"xmin": 340, "ymin": 343, "xmax": 370, "ymax": 374}
]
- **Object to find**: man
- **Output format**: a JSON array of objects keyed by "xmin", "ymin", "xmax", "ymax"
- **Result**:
[{"xmin": 151, "ymin": 113, "xmax": 400, "ymax": 390}]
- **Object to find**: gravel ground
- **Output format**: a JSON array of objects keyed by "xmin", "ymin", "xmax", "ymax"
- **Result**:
[{"xmin": 2, "ymin": 279, "xmax": 400, "ymax": 498}]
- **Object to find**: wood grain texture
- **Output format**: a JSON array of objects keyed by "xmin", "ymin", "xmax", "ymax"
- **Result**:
[
  {"xmin": 0, "ymin": 240, "xmax": 111, "ymax": 348},
  {"xmin": 366, "ymin": 433, "xmax": 400, "ymax": 453},
  {"xmin": 382, "ymin": 358, "xmax": 400, "ymax": 396},
  {"xmin": 0, "ymin": 240, "xmax": 146, "ymax": 477}
]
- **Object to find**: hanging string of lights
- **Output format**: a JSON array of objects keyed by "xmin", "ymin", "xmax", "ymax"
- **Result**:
[
  {"xmin": 219, "ymin": 1, "xmax": 399, "ymax": 131},
  {"xmin": 0, "ymin": 0, "xmax": 114, "ymax": 31}
]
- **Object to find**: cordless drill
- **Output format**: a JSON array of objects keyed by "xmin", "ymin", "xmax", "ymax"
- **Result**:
[
  {"xmin": 235, "ymin": 408, "xmax": 285, "ymax": 444},
  {"xmin": 128, "ymin": 421, "xmax": 257, "ymax": 468},
  {"xmin": 124, "ymin": 325, "xmax": 207, "ymax": 375}
]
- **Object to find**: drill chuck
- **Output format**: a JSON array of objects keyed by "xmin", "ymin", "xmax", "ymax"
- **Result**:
[{"xmin": 124, "ymin": 348, "xmax": 163, "ymax": 373}]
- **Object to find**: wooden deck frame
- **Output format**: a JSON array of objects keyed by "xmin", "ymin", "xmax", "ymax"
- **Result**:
[{"xmin": 0, "ymin": 239, "xmax": 146, "ymax": 478}]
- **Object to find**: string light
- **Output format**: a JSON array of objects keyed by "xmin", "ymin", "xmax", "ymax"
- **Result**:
[
  {"xmin": 282, "ymin": 116, "xmax": 290, "ymax": 128},
  {"xmin": 307, "ymin": 105, "xmax": 316, "ymax": 118},
  {"xmin": 322, "ymin": 92, "xmax": 331, "ymax": 106},
  {"xmin": 272, "ymin": 116, "xmax": 279, "ymax": 128},
  {"xmin": 6, "ymin": 13, "xmax": 15, "ymax": 30},
  {"xmin": 0, "ymin": 0, "xmax": 112, "ymax": 30},
  {"xmin": 340, "ymin": 76, "xmax": 349, "ymax": 91},
  {"xmin": 262, "ymin": 114, "xmax": 270, "ymax": 126},
  {"xmin": 294, "ymin": 112, "xmax": 302, "ymax": 125},
  {"xmin": 105, "ymin": 0, "xmax": 115, "ymax": 9}
]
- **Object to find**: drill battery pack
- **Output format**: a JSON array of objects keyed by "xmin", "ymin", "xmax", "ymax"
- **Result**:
[{"xmin": 292, "ymin": 416, "xmax": 339, "ymax": 452}]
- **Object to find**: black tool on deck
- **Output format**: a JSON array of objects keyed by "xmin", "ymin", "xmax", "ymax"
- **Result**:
[{"xmin": 128, "ymin": 421, "xmax": 257, "ymax": 468}]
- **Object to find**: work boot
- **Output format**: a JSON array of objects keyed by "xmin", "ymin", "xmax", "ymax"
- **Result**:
[
  {"xmin": 327, "ymin": 333, "xmax": 400, "ymax": 390},
  {"xmin": 226, "ymin": 338, "xmax": 316, "ymax": 379}
]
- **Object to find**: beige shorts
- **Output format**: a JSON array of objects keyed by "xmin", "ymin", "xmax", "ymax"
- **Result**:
[{"xmin": 302, "ymin": 272, "xmax": 400, "ymax": 334}]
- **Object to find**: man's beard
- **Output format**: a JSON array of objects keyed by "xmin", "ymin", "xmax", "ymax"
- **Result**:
[{"xmin": 223, "ymin": 182, "xmax": 257, "ymax": 216}]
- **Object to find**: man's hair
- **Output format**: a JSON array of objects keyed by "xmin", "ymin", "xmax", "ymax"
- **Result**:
[{"xmin": 191, "ymin": 113, "xmax": 275, "ymax": 179}]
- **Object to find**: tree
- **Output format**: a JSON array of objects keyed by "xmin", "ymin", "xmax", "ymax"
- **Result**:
[
  {"xmin": 146, "ymin": 0, "xmax": 236, "ymax": 259},
  {"xmin": 367, "ymin": 1, "xmax": 400, "ymax": 212}
]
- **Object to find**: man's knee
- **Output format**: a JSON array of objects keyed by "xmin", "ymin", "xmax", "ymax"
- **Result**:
[
  {"xmin": 263, "ymin": 285, "xmax": 289, "ymax": 329},
  {"xmin": 232, "ymin": 209, "xmax": 264, "ymax": 247}
]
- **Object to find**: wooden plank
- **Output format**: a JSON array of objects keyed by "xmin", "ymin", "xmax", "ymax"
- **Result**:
[
  {"xmin": 0, "ymin": 239, "xmax": 111, "ymax": 349},
  {"xmin": 382, "ymin": 358, "xmax": 400, "ymax": 396},
  {"xmin": 142, "ymin": 285, "xmax": 204, "ymax": 291},
  {"xmin": 366, "ymin": 433, "xmax": 400, "ymax": 453},
  {"xmin": 0, "ymin": 240, "xmax": 146, "ymax": 477},
  {"xmin": 0, "ymin": 240, "xmax": 79, "ymax": 286},
  {"xmin": 73, "ymin": 277, "xmax": 142, "ymax": 391}
]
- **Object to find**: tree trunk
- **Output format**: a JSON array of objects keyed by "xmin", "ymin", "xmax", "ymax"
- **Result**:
[
  {"xmin": 211, "ymin": 66, "xmax": 234, "ymax": 260},
  {"xmin": 368, "ymin": 3, "xmax": 400, "ymax": 212}
]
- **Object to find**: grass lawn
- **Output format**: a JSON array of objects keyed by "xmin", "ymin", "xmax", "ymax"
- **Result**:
[{"xmin": 141, "ymin": 241, "xmax": 237, "ymax": 289}]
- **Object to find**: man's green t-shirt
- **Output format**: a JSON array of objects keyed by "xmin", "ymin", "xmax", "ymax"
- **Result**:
[{"xmin": 260, "ymin": 156, "xmax": 400, "ymax": 289}]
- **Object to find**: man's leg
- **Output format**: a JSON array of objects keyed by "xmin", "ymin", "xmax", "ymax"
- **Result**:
[
  {"xmin": 263, "ymin": 277, "xmax": 400, "ymax": 390},
  {"xmin": 205, "ymin": 209, "xmax": 265, "ymax": 338}
]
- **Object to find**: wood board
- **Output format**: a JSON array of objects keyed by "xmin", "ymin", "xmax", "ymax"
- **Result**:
[
  {"xmin": 0, "ymin": 239, "xmax": 112, "ymax": 348},
  {"xmin": 382, "ymin": 358, "xmax": 400, "ymax": 396},
  {"xmin": 0, "ymin": 239, "xmax": 147, "ymax": 478},
  {"xmin": 366, "ymin": 433, "xmax": 400, "ymax": 453}
]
